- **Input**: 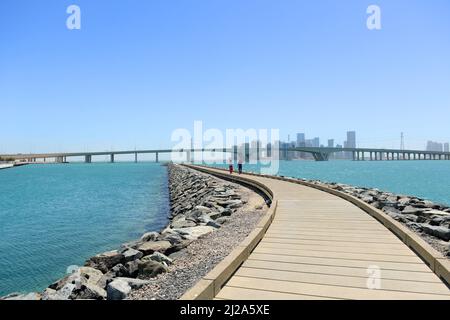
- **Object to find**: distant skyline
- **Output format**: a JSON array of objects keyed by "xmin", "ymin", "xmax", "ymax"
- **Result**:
[{"xmin": 1, "ymin": 0, "xmax": 450, "ymax": 154}]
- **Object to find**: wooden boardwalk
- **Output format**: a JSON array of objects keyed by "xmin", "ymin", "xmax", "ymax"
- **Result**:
[{"xmin": 200, "ymin": 168, "xmax": 450, "ymax": 300}]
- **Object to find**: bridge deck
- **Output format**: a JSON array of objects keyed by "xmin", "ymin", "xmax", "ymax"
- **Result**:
[{"xmin": 196, "ymin": 167, "xmax": 450, "ymax": 300}]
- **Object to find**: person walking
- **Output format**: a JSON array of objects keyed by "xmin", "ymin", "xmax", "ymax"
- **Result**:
[
  {"xmin": 228, "ymin": 158, "xmax": 234, "ymax": 174},
  {"xmin": 238, "ymin": 157, "xmax": 243, "ymax": 174}
]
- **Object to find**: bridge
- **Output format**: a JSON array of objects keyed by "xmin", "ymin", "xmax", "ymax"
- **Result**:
[
  {"xmin": 288, "ymin": 146, "xmax": 450, "ymax": 161},
  {"xmin": 1, "ymin": 146, "xmax": 450, "ymax": 163}
]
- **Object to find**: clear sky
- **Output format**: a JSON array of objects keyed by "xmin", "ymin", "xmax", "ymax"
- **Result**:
[{"xmin": 1, "ymin": 0, "xmax": 449, "ymax": 154}]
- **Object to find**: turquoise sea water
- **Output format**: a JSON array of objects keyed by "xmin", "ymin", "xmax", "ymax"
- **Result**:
[
  {"xmin": 0, "ymin": 163, "xmax": 169, "ymax": 296},
  {"xmin": 209, "ymin": 160, "xmax": 450, "ymax": 206}
]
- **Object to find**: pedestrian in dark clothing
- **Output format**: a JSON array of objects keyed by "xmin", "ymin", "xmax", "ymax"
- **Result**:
[
  {"xmin": 228, "ymin": 158, "xmax": 234, "ymax": 174},
  {"xmin": 238, "ymin": 158, "xmax": 243, "ymax": 174}
]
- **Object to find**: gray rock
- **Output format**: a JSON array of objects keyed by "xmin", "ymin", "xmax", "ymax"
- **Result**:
[
  {"xmin": 137, "ymin": 241, "xmax": 172, "ymax": 255},
  {"xmin": 220, "ymin": 208, "xmax": 233, "ymax": 216},
  {"xmin": 168, "ymin": 249, "xmax": 186, "ymax": 260},
  {"xmin": 194, "ymin": 205, "xmax": 211, "ymax": 213},
  {"xmin": 208, "ymin": 210, "xmax": 223, "ymax": 220},
  {"xmin": 137, "ymin": 260, "xmax": 169, "ymax": 277},
  {"xmin": 70, "ymin": 283, "xmax": 107, "ymax": 300},
  {"xmin": 165, "ymin": 240, "xmax": 191, "ymax": 255},
  {"xmin": 360, "ymin": 196, "xmax": 374, "ymax": 203},
  {"xmin": 107, "ymin": 279, "xmax": 131, "ymax": 300},
  {"xmin": 171, "ymin": 218, "xmax": 197, "ymax": 229},
  {"xmin": 402, "ymin": 206, "xmax": 428, "ymax": 216},
  {"xmin": 142, "ymin": 252, "xmax": 173, "ymax": 266},
  {"xmin": 430, "ymin": 217, "xmax": 444, "ymax": 226},
  {"xmin": 406, "ymin": 222, "xmax": 423, "ymax": 232},
  {"xmin": 122, "ymin": 248, "xmax": 143, "ymax": 262},
  {"xmin": 140, "ymin": 232, "xmax": 159, "ymax": 242},
  {"xmin": 215, "ymin": 216, "xmax": 231, "ymax": 225},
  {"xmin": 398, "ymin": 197, "xmax": 412, "ymax": 205},
  {"xmin": 383, "ymin": 207, "xmax": 402, "ymax": 215},
  {"xmin": 421, "ymin": 225, "xmax": 450, "ymax": 241},
  {"xmin": 114, "ymin": 277, "xmax": 150, "ymax": 289},
  {"xmin": 159, "ymin": 232, "xmax": 183, "ymax": 245},
  {"xmin": 206, "ymin": 220, "xmax": 221, "ymax": 228},
  {"xmin": 423, "ymin": 209, "xmax": 450, "ymax": 216},
  {"xmin": 125, "ymin": 260, "xmax": 140, "ymax": 278},
  {"xmin": 49, "ymin": 266, "xmax": 103, "ymax": 293},
  {"xmin": 53, "ymin": 283, "xmax": 76, "ymax": 300},
  {"xmin": 172, "ymin": 226, "xmax": 215, "ymax": 240},
  {"xmin": 386, "ymin": 195, "xmax": 398, "ymax": 203},
  {"xmin": 371, "ymin": 201, "xmax": 383, "ymax": 209},
  {"xmin": 402, "ymin": 214, "xmax": 419, "ymax": 222},
  {"xmin": 1, "ymin": 292, "xmax": 41, "ymax": 300},
  {"xmin": 85, "ymin": 250, "xmax": 124, "ymax": 273},
  {"xmin": 423, "ymin": 200, "xmax": 441, "ymax": 209},
  {"xmin": 41, "ymin": 288, "xmax": 57, "ymax": 300}
]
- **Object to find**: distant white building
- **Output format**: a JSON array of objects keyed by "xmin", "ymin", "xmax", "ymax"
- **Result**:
[{"xmin": 426, "ymin": 141, "xmax": 443, "ymax": 152}]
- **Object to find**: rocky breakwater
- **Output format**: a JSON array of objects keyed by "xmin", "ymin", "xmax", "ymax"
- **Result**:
[
  {"xmin": 302, "ymin": 179, "xmax": 450, "ymax": 257},
  {"xmin": 1, "ymin": 163, "xmax": 257, "ymax": 300}
]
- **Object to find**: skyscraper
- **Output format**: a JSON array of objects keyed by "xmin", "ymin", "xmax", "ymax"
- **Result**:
[
  {"xmin": 328, "ymin": 139, "xmax": 334, "ymax": 148},
  {"xmin": 427, "ymin": 141, "xmax": 443, "ymax": 152},
  {"xmin": 346, "ymin": 131, "xmax": 356, "ymax": 148},
  {"xmin": 344, "ymin": 131, "xmax": 356, "ymax": 159},
  {"xmin": 312, "ymin": 137, "xmax": 320, "ymax": 147},
  {"xmin": 296, "ymin": 133, "xmax": 305, "ymax": 147}
]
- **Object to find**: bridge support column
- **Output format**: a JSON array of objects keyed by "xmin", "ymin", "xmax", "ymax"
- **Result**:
[
  {"xmin": 352, "ymin": 151, "xmax": 356, "ymax": 161},
  {"xmin": 135, "ymin": 153, "xmax": 137, "ymax": 163},
  {"xmin": 110, "ymin": 154, "xmax": 115, "ymax": 163},
  {"xmin": 85, "ymin": 155, "xmax": 92, "ymax": 163},
  {"xmin": 312, "ymin": 152, "xmax": 329, "ymax": 161},
  {"xmin": 156, "ymin": 152, "xmax": 159, "ymax": 163},
  {"xmin": 370, "ymin": 152, "xmax": 373, "ymax": 161},
  {"xmin": 357, "ymin": 152, "xmax": 360, "ymax": 161}
]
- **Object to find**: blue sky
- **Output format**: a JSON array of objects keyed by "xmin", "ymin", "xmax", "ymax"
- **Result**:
[{"xmin": 1, "ymin": 0, "xmax": 449, "ymax": 154}]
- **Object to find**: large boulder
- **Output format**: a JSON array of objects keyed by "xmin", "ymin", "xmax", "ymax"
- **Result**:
[
  {"xmin": 44, "ymin": 283, "xmax": 76, "ymax": 300},
  {"xmin": 421, "ymin": 225, "xmax": 450, "ymax": 241},
  {"xmin": 142, "ymin": 252, "xmax": 173, "ymax": 266},
  {"xmin": 140, "ymin": 232, "xmax": 159, "ymax": 242},
  {"xmin": 171, "ymin": 218, "xmax": 197, "ymax": 229},
  {"xmin": 125, "ymin": 260, "xmax": 141, "ymax": 278},
  {"xmin": 137, "ymin": 241, "xmax": 172, "ymax": 255},
  {"xmin": 121, "ymin": 248, "xmax": 143, "ymax": 263},
  {"xmin": 1, "ymin": 292, "xmax": 41, "ymax": 300},
  {"xmin": 115, "ymin": 277, "xmax": 150, "ymax": 289},
  {"xmin": 49, "ymin": 266, "xmax": 103, "ymax": 290},
  {"xmin": 97, "ymin": 264, "xmax": 129, "ymax": 288},
  {"xmin": 106, "ymin": 279, "xmax": 131, "ymax": 300},
  {"xmin": 137, "ymin": 260, "xmax": 168, "ymax": 278},
  {"xmin": 172, "ymin": 226, "xmax": 215, "ymax": 240},
  {"xmin": 70, "ymin": 283, "xmax": 106, "ymax": 300},
  {"xmin": 46, "ymin": 267, "xmax": 105, "ymax": 300},
  {"xmin": 85, "ymin": 250, "xmax": 124, "ymax": 273},
  {"xmin": 215, "ymin": 217, "xmax": 231, "ymax": 225},
  {"xmin": 402, "ymin": 206, "xmax": 428, "ymax": 216}
]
